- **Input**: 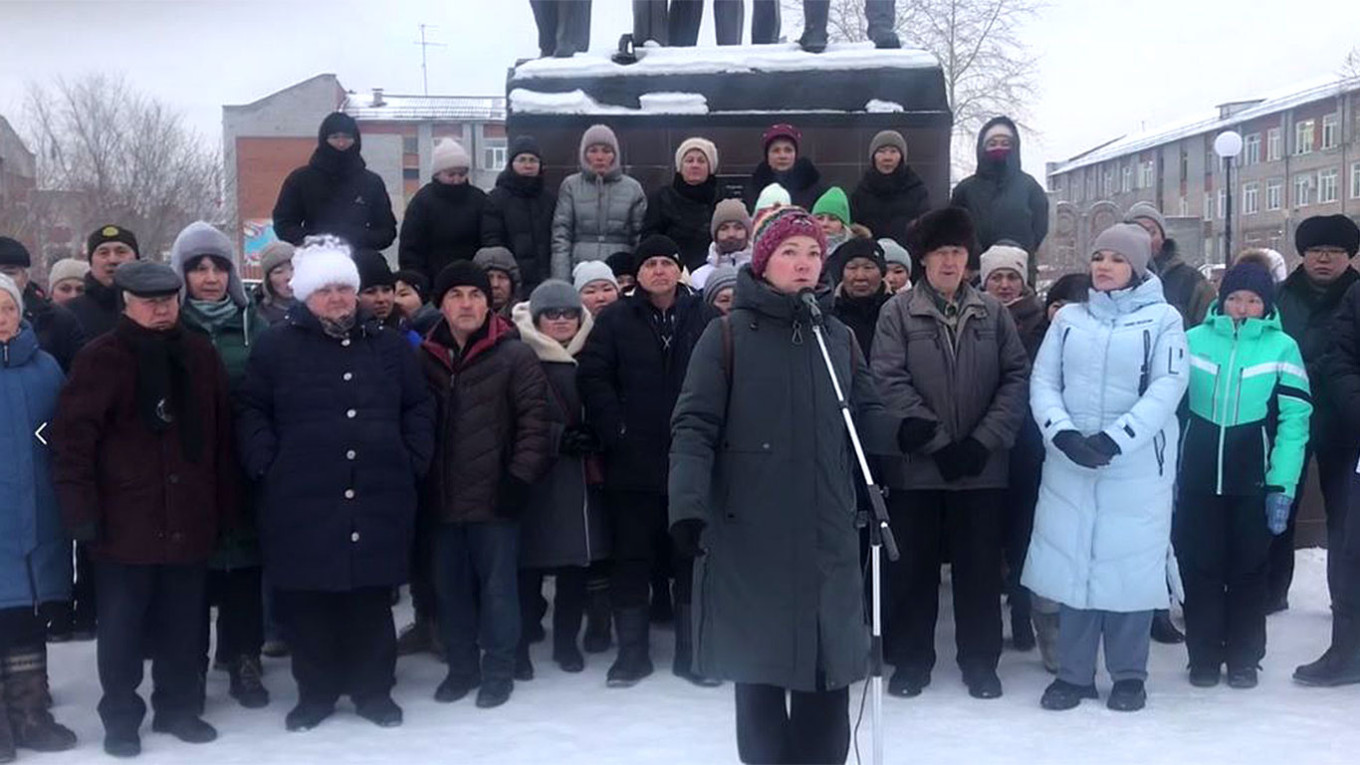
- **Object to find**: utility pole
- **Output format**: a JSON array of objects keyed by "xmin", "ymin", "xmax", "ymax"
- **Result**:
[{"xmin": 415, "ymin": 23, "xmax": 446, "ymax": 96}]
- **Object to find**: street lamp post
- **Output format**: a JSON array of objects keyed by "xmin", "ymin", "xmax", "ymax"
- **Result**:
[{"xmin": 1214, "ymin": 130, "xmax": 1244, "ymax": 263}]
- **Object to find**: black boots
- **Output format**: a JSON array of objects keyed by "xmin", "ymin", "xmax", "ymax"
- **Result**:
[
  {"xmin": 228, "ymin": 655, "xmax": 270, "ymax": 708},
  {"xmin": 798, "ymin": 0, "xmax": 829, "ymax": 53},
  {"xmin": 1151, "ymin": 610, "xmax": 1185, "ymax": 644},
  {"xmin": 1040, "ymin": 679, "xmax": 1097, "ymax": 711},
  {"xmin": 887, "ymin": 666, "xmax": 930, "ymax": 698},
  {"xmin": 606, "ymin": 608, "xmax": 654, "ymax": 688},
  {"xmin": 355, "ymin": 696, "xmax": 403, "ymax": 727},
  {"xmin": 1107, "ymin": 680, "xmax": 1147, "ymax": 711},
  {"xmin": 1295, "ymin": 613, "xmax": 1360, "ymax": 687},
  {"xmin": 150, "ymin": 714, "xmax": 218, "ymax": 744},
  {"xmin": 285, "ymin": 701, "xmax": 334, "ymax": 732},
  {"xmin": 865, "ymin": 0, "xmax": 901, "ymax": 48},
  {"xmin": 672, "ymin": 605, "xmax": 720, "ymax": 688},
  {"xmin": 3, "ymin": 646, "xmax": 76, "ymax": 754},
  {"xmin": 583, "ymin": 583, "xmax": 613, "ymax": 654}
]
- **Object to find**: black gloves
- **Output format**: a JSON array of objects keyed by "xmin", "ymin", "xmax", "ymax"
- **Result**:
[
  {"xmin": 931, "ymin": 437, "xmax": 990, "ymax": 482},
  {"xmin": 1053, "ymin": 430, "xmax": 1116, "ymax": 469},
  {"xmin": 671, "ymin": 519, "xmax": 707, "ymax": 559},
  {"xmin": 68, "ymin": 521, "xmax": 98, "ymax": 543},
  {"xmin": 898, "ymin": 417, "xmax": 938, "ymax": 454},
  {"xmin": 559, "ymin": 425, "xmax": 602, "ymax": 456},
  {"xmin": 497, "ymin": 475, "xmax": 532, "ymax": 517}
]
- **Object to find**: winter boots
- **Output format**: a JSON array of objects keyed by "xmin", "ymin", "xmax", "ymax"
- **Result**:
[
  {"xmin": 551, "ymin": 583, "xmax": 586, "ymax": 674},
  {"xmin": 1294, "ymin": 613, "xmax": 1360, "ymax": 687},
  {"xmin": 582, "ymin": 582, "xmax": 613, "ymax": 654},
  {"xmin": 798, "ymin": 0, "xmax": 830, "ymax": 53},
  {"xmin": 1106, "ymin": 679, "xmax": 1147, "ymax": 712},
  {"xmin": 1151, "ymin": 610, "xmax": 1185, "ymax": 644},
  {"xmin": 1039, "ymin": 679, "xmax": 1097, "ymax": 711},
  {"xmin": 228, "ymin": 655, "xmax": 269, "ymax": 708},
  {"xmin": 606, "ymin": 608, "xmax": 654, "ymax": 688},
  {"xmin": 887, "ymin": 666, "xmax": 930, "ymax": 698},
  {"xmin": 2, "ymin": 646, "xmax": 76, "ymax": 755},
  {"xmin": 672, "ymin": 605, "xmax": 720, "ymax": 688}
]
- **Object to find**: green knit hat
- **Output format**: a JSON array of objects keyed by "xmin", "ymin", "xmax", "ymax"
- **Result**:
[{"xmin": 811, "ymin": 187, "xmax": 851, "ymax": 226}]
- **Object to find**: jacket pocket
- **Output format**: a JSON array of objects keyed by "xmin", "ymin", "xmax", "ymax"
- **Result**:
[{"xmin": 718, "ymin": 442, "xmax": 773, "ymax": 522}]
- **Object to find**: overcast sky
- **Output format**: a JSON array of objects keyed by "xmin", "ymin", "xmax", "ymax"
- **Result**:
[{"xmin": 1, "ymin": 0, "xmax": 1357, "ymax": 181}]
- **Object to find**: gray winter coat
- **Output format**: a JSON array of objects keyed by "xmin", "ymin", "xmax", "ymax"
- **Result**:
[
  {"xmin": 872, "ymin": 281, "xmax": 1031, "ymax": 490},
  {"xmin": 669, "ymin": 267, "xmax": 899, "ymax": 693},
  {"xmin": 511, "ymin": 302, "xmax": 610, "ymax": 569},
  {"xmin": 550, "ymin": 166, "xmax": 646, "ymax": 281}
]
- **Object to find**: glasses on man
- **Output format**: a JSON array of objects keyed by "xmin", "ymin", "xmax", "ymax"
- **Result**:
[{"xmin": 1306, "ymin": 247, "xmax": 1349, "ymax": 260}]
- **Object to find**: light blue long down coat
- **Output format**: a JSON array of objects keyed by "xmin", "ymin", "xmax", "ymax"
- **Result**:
[{"xmin": 1022, "ymin": 275, "xmax": 1188, "ymax": 612}]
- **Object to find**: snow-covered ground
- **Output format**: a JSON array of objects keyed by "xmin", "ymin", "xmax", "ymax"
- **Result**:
[{"xmin": 33, "ymin": 549, "xmax": 1360, "ymax": 764}]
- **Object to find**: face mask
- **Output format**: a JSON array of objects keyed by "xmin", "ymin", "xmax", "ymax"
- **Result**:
[{"xmin": 985, "ymin": 147, "xmax": 1011, "ymax": 163}]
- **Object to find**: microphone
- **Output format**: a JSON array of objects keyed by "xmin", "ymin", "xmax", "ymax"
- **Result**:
[{"xmin": 798, "ymin": 288, "xmax": 825, "ymax": 326}]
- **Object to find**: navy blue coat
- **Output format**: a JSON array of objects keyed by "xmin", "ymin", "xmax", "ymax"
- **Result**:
[
  {"xmin": 236, "ymin": 307, "xmax": 435, "ymax": 592},
  {"xmin": 0, "ymin": 323, "xmax": 71, "ymax": 610}
]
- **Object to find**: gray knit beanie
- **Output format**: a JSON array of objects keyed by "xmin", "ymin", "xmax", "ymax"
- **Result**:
[
  {"xmin": 879, "ymin": 238, "xmax": 912, "ymax": 275},
  {"xmin": 869, "ymin": 130, "xmax": 908, "ymax": 162},
  {"xmin": 259, "ymin": 240, "xmax": 295, "ymax": 278},
  {"xmin": 1123, "ymin": 201, "xmax": 1166, "ymax": 238},
  {"xmin": 529, "ymin": 279, "xmax": 583, "ymax": 320},
  {"xmin": 1092, "ymin": 223, "xmax": 1153, "ymax": 277},
  {"xmin": 703, "ymin": 265, "xmax": 738, "ymax": 309},
  {"xmin": 0, "ymin": 273, "xmax": 23, "ymax": 315}
]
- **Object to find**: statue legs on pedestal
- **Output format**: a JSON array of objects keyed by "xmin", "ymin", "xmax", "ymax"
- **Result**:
[{"xmin": 530, "ymin": 0, "xmax": 592, "ymax": 58}]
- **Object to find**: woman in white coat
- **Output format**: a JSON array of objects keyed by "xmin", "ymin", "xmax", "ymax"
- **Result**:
[{"xmin": 1022, "ymin": 223, "xmax": 1188, "ymax": 713}]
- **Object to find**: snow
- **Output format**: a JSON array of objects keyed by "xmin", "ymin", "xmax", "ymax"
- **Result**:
[
  {"xmin": 865, "ymin": 100, "xmax": 905, "ymax": 114},
  {"xmin": 512, "ymin": 42, "xmax": 939, "ymax": 80},
  {"xmin": 34, "ymin": 549, "xmax": 1360, "ymax": 764},
  {"xmin": 508, "ymin": 88, "xmax": 709, "ymax": 115}
]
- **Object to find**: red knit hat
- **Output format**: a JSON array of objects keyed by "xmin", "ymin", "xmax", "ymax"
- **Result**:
[
  {"xmin": 762, "ymin": 123, "xmax": 802, "ymax": 153},
  {"xmin": 751, "ymin": 207, "xmax": 828, "ymax": 278}
]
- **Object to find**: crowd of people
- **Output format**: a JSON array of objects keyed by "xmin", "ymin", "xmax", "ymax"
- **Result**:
[{"xmin": 1, "ymin": 108, "xmax": 1359, "ymax": 765}]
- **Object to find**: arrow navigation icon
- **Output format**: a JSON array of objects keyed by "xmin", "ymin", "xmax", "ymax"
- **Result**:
[{"xmin": 34, "ymin": 422, "xmax": 48, "ymax": 446}]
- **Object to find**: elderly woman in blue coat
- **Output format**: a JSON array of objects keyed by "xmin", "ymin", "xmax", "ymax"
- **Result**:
[
  {"xmin": 1023, "ymin": 223, "xmax": 1188, "ymax": 713},
  {"xmin": 0, "ymin": 275, "xmax": 77, "ymax": 758}
]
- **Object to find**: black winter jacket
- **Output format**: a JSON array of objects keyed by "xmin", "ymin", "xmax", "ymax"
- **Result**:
[
  {"xmin": 482, "ymin": 169, "xmax": 556, "ymax": 292},
  {"xmin": 1280, "ymin": 266, "xmax": 1360, "ymax": 449},
  {"xmin": 642, "ymin": 175, "xmax": 719, "ymax": 271},
  {"xmin": 22, "ymin": 283, "xmax": 86, "ymax": 372},
  {"xmin": 949, "ymin": 116, "xmax": 1049, "ymax": 264},
  {"xmin": 578, "ymin": 288, "xmax": 714, "ymax": 493},
  {"xmin": 399, "ymin": 181, "xmax": 487, "ymax": 285},
  {"xmin": 235, "ymin": 308, "xmax": 434, "ymax": 592},
  {"xmin": 850, "ymin": 164, "xmax": 930, "ymax": 242},
  {"xmin": 831, "ymin": 284, "xmax": 891, "ymax": 361},
  {"xmin": 742, "ymin": 158, "xmax": 829, "ymax": 213},
  {"xmin": 271, "ymin": 140, "xmax": 397, "ymax": 251},
  {"xmin": 64, "ymin": 274, "xmax": 120, "ymax": 339}
]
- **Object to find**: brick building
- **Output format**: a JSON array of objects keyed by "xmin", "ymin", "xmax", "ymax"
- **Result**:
[
  {"xmin": 222, "ymin": 74, "xmax": 506, "ymax": 276},
  {"xmin": 0, "ymin": 114, "xmax": 39, "ymax": 256},
  {"xmin": 1044, "ymin": 75, "xmax": 1360, "ymax": 277}
]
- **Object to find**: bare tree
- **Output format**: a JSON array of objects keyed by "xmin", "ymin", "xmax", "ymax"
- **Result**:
[
  {"xmin": 1342, "ymin": 46, "xmax": 1360, "ymax": 80},
  {"xmin": 782, "ymin": 0, "xmax": 1041, "ymax": 178},
  {"xmin": 22, "ymin": 73, "xmax": 222, "ymax": 260}
]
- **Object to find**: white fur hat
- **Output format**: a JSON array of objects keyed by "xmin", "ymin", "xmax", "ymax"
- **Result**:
[
  {"xmin": 0, "ymin": 273, "xmax": 22, "ymax": 314},
  {"xmin": 289, "ymin": 235, "xmax": 361, "ymax": 302},
  {"xmin": 431, "ymin": 139, "xmax": 471, "ymax": 176}
]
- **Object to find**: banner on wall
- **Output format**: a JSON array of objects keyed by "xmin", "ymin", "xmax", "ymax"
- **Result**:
[{"xmin": 242, "ymin": 219, "xmax": 278, "ymax": 266}]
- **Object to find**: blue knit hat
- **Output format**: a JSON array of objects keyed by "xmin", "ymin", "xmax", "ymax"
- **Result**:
[{"xmin": 1218, "ymin": 261, "xmax": 1275, "ymax": 316}]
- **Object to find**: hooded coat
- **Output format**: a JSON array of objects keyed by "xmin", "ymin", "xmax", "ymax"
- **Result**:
[
  {"xmin": 271, "ymin": 114, "xmax": 398, "ymax": 251},
  {"xmin": 1022, "ymin": 275, "xmax": 1188, "ymax": 612},
  {"xmin": 949, "ymin": 117, "xmax": 1049, "ymax": 257},
  {"xmin": 669, "ymin": 268, "xmax": 899, "ymax": 692},
  {"xmin": 419, "ymin": 313, "xmax": 552, "ymax": 525},
  {"xmin": 850, "ymin": 163, "xmax": 931, "ymax": 242},
  {"xmin": 0, "ymin": 322, "xmax": 71, "ymax": 610},
  {"xmin": 742, "ymin": 157, "xmax": 829, "ymax": 213},
  {"xmin": 21, "ymin": 281, "xmax": 86, "ymax": 372},
  {"xmin": 398, "ymin": 180, "xmax": 488, "ymax": 286},
  {"xmin": 483, "ymin": 166, "xmax": 557, "ymax": 292},
  {"xmin": 642, "ymin": 174, "xmax": 720, "ymax": 271},
  {"xmin": 550, "ymin": 143, "xmax": 647, "ymax": 280},
  {"xmin": 511, "ymin": 302, "xmax": 609, "ymax": 568},
  {"xmin": 235, "ymin": 308, "xmax": 435, "ymax": 591}
]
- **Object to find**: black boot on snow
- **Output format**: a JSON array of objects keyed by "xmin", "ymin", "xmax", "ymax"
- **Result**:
[
  {"xmin": 1040, "ymin": 679, "xmax": 1097, "ymax": 711},
  {"xmin": 1107, "ymin": 680, "xmax": 1147, "ymax": 712},
  {"xmin": 1151, "ymin": 610, "xmax": 1185, "ymax": 644},
  {"xmin": 606, "ymin": 609, "xmax": 654, "ymax": 688}
]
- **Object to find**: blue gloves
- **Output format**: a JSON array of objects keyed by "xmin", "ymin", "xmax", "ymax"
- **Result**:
[{"xmin": 1265, "ymin": 492, "xmax": 1292, "ymax": 536}]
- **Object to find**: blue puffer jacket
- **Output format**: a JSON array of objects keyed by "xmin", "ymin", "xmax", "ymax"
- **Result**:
[
  {"xmin": 1022, "ymin": 275, "xmax": 1189, "ymax": 612},
  {"xmin": 0, "ymin": 322, "xmax": 71, "ymax": 610}
]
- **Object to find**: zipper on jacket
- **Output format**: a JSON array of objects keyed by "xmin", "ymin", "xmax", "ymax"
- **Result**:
[{"xmin": 1216, "ymin": 328, "xmax": 1240, "ymax": 495}]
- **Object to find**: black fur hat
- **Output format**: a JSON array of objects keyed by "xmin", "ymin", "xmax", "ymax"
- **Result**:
[{"xmin": 905, "ymin": 207, "xmax": 977, "ymax": 270}]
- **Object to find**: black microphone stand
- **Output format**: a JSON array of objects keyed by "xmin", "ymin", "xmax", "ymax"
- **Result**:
[{"xmin": 800, "ymin": 292, "xmax": 899, "ymax": 765}]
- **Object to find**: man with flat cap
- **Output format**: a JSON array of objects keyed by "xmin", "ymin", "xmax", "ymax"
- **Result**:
[{"xmin": 52, "ymin": 260, "xmax": 239, "ymax": 757}]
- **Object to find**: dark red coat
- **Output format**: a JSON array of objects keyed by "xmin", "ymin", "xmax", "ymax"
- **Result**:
[{"xmin": 52, "ymin": 318, "xmax": 240, "ymax": 566}]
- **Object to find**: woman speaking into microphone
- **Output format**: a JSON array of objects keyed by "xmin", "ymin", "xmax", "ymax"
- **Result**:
[{"xmin": 669, "ymin": 207, "xmax": 900, "ymax": 765}]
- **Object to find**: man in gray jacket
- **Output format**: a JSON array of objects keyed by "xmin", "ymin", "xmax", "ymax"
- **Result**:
[{"xmin": 872, "ymin": 207, "xmax": 1031, "ymax": 701}]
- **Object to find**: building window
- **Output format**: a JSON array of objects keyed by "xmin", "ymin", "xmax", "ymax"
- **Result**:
[
  {"xmin": 483, "ymin": 145, "xmax": 507, "ymax": 170},
  {"xmin": 1217, "ymin": 189, "xmax": 1226, "ymax": 219},
  {"xmin": 401, "ymin": 135, "xmax": 418, "ymax": 155},
  {"xmin": 1241, "ymin": 182, "xmax": 1259, "ymax": 215},
  {"xmin": 1323, "ymin": 114, "xmax": 1338, "ymax": 150},
  {"xmin": 1121, "ymin": 166, "xmax": 1131, "ymax": 193},
  {"xmin": 1295, "ymin": 120, "xmax": 1314, "ymax": 155},
  {"xmin": 1294, "ymin": 173, "xmax": 1313, "ymax": 207},
  {"xmin": 1203, "ymin": 193, "xmax": 1213, "ymax": 220},
  {"xmin": 1320, "ymin": 167, "xmax": 1339, "ymax": 203},
  {"xmin": 1179, "ymin": 149, "xmax": 1189, "ymax": 181},
  {"xmin": 1103, "ymin": 170, "xmax": 1113, "ymax": 198},
  {"xmin": 1267, "ymin": 179, "xmax": 1283, "ymax": 210},
  {"xmin": 1352, "ymin": 162, "xmax": 1360, "ymax": 199},
  {"xmin": 1139, "ymin": 161, "xmax": 1154, "ymax": 189},
  {"xmin": 1243, "ymin": 133, "xmax": 1261, "ymax": 165},
  {"xmin": 402, "ymin": 167, "xmax": 420, "ymax": 180},
  {"xmin": 1267, "ymin": 128, "xmax": 1282, "ymax": 161},
  {"xmin": 1179, "ymin": 196, "xmax": 1188, "ymax": 216}
]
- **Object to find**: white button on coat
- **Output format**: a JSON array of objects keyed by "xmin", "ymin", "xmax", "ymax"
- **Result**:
[
  {"xmin": 351, "ymin": 532, "xmax": 360, "ymax": 542},
  {"xmin": 344, "ymin": 489, "xmax": 355, "ymax": 499}
]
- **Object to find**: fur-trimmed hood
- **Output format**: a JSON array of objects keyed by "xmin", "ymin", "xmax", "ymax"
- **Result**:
[{"xmin": 511, "ymin": 300, "xmax": 594, "ymax": 364}]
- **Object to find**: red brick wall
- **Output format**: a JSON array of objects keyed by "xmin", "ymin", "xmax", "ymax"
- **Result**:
[{"xmin": 235, "ymin": 136, "xmax": 316, "ymax": 222}]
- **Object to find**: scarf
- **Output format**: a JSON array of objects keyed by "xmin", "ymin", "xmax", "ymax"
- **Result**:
[
  {"xmin": 188, "ymin": 296, "xmax": 238, "ymax": 331},
  {"xmin": 117, "ymin": 318, "xmax": 203, "ymax": 463},
  {"xmin": 319, "ymin": 311, "xmax": 357, "ymax": 339}
]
